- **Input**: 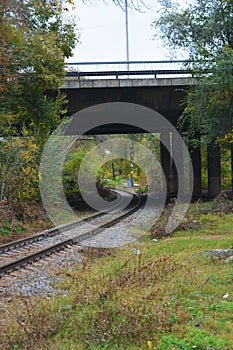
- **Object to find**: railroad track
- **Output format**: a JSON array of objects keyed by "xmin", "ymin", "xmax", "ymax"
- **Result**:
[{"xmin": 0, "ymin": 190, "xmax": 141, "ymax": 278}]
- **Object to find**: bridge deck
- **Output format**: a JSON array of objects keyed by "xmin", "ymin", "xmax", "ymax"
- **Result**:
[{"xmin": 62, "ymin": 77, "xmax": 197, "ymax": 89}]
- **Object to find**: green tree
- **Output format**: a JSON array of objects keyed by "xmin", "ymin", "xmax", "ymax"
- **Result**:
[
  {"xmin": 0, "ymin": 0, "xmax": 77, "ymax": 145},
  {"xmin": 153, "ymin": 0, "xmax": 233, "ymax": 144},
  {"xmin": 0, "ymin": 0, "xmax": 77, "ymax": 206},
  {"xmin": 0, "ymin": 1, "xmax": 20, "ymax": 94}
]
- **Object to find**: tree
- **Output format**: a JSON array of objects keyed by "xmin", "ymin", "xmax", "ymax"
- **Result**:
[
  {"xmin": 0, "ymin": 1, "xmax": 20, "ymax": 94},
  {"xmin": 0, "ymin": 0, "xmax": 77, "ymax": 207},
  {"xmin": 0, "ymin": 0, "xmax": 77, "ymax": 145},
  {"xmin": 153, "ymin": 0, "xmax": 233, "ymax": 144},
  {"xmin": 0, "ymin": 133, "xmax": 39, "ymax": 203}
]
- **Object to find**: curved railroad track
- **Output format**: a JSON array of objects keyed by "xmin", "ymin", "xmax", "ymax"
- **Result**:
[{"xmin": 0, "ymin": 189, "xmax": 141, "ymax": 278}]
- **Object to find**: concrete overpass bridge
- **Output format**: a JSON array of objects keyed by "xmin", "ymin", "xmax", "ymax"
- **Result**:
[
  {"xmin": 62, "ymin": 60, "xmax": 195, "ymax": 131},
  {"xmin": 60, "ymin": 61, "xmax": 224, "ymax": 198}
]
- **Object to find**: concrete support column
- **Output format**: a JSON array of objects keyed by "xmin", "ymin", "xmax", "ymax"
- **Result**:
[
  {"xmin": 160, "ymin": 131, "xmax": 172, "ymax": 193},
  {"xmin": 189, "ymin": 146, "xmax": 202, "ymax": 197},
  {"xmin": 207, "ymin": 142, "xmax": 221, "ymax": 197},
  {"xmin": 171, "ymin": 130, "xmax": 184, "ymax": 195}
]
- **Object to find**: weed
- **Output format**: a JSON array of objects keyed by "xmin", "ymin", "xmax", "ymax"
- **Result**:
[{"xmin": 157, "ymin": 328, "xmax": 229, "ymax": 350}]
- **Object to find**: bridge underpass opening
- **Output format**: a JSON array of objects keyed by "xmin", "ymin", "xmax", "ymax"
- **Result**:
[
  {"xmin": 62, "ymin": 129, "xmax": 230, "ymax": 200},
  {"xmin": 61, "ymin": 80, "xmax": 230, "ymax": 197},
  {"xmin": 62, "ymin": 132, "xmax": 184, "ymax": 198},
  {"xmin": 61, "ymin": 73, "xmax": 232, "ymax": 197},
  {"xmin": 63, "ymin": 133, "xmax": 172, "ymax": 193},
  {"xmin": 41, "ymin": 100, "xmax": 232, "ymax": 240}
]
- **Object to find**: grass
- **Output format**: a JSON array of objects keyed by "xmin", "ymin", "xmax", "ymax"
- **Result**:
[
  {"xmin": 0, "ymin": 199, "xmax": 233, "ymax": 350},
  {"xmin": 0, "ymin": 220, "xmax": 25, "ymax": 236}
]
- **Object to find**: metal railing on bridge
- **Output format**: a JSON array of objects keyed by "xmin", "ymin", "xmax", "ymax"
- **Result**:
[{"xmin": 65, "ymin": 60, "xmax": 193, "ymax": 79}]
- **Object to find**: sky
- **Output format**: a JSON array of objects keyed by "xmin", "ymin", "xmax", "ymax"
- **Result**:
[{"xmin": 67, "ymin": 0, "xmax": 186, "ymax": 63}]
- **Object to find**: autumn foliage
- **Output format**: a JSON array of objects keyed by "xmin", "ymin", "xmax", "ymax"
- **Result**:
[{"xmin": 0, "ymin": 0, "xmax": 77, "ymax": 209}]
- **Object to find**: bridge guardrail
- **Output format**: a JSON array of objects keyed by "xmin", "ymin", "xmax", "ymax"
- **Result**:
[{"xmin": 65, "ymin": 60, "xmax": 193, "ymax": 79}]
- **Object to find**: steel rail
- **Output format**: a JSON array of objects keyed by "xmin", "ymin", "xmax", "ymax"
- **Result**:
[
  {"xmin": 0, "ymin": 189, "xmax": 124, "ymax": 254},
  {"xmin": 0, "ymin": 191, "xmax": 141, "ymax": 277},
  {"xmin": 0, "ymin": 212, "xmax": 105, "ymax": 254}
]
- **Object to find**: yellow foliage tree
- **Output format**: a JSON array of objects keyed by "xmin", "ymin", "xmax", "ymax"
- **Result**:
[{"xmin": 0, "ymin": 133, "xmax": 39, "ymax": 203}]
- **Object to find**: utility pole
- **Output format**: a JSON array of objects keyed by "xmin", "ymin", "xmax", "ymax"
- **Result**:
[{"xmin": 125, "ymin": 0, "xmax": 129, "ymax": 72}]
